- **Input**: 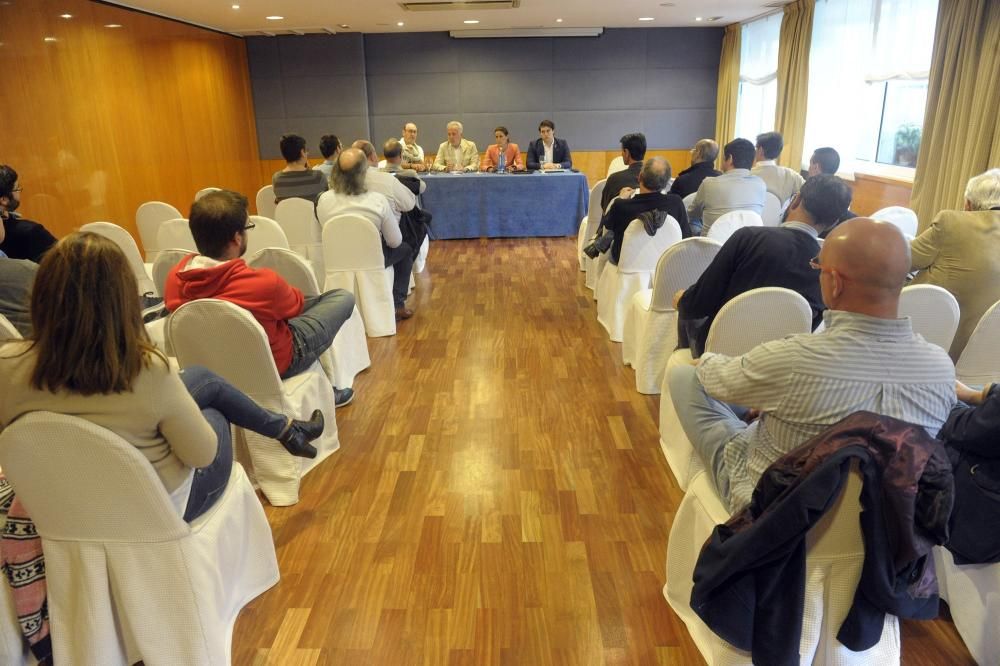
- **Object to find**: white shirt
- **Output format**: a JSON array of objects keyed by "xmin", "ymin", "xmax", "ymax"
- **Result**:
[
  {"xmin": 316, "ymin": 190, "xmax": 402, "ymax": 248},
  {"xmin": 399, "ymin": 138, "xmax": 424, "ymax": 164},
  {"xmin": 752, "ymin": 160, "xmax": 805, "ymax": 204},
  {"xmin": 365, "ymin": 166, "xmax": 417, "ymax": 219},
  {"xmin": 543, "ymin": 141, "xmax": 554, "ymax": 165}
]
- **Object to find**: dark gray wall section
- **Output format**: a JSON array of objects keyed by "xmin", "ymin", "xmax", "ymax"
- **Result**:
[{"xmin": 246, "ymin": 28, "xmax": 722, "ymax": 158}]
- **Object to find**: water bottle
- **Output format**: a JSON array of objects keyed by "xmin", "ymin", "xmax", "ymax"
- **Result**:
[{"xmin": 498, "ymin": 149, "xmax": 506, "ymax": 174}]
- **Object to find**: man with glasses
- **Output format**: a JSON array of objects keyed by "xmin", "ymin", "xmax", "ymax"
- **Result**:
[
  {"xmin": 164, "ymin": 190, "xmax": 357, "ymax": 407},
  {"xmin": 399, "ymin": 123, "xmax": 426, "ymax": 172},
  {"xmin": 0, "ymin": 165, "xmax": 57, "ymax": 262},
  {"xmin": 668, "ymin": 217, "xmax": 955, "ymax": 512}
]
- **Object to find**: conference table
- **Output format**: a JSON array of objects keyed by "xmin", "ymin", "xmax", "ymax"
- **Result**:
[{"xmin": 419, "ymin": 171, "xmax": 589, "ymax": 239}]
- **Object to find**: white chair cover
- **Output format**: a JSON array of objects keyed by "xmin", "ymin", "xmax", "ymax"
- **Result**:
[
  {"xmin": 194, "ymin": 187, "xmax": 221, "ymax": 201},
  {"xmin": 955, "ymin": 298, "xmax": 1000, "ymax": 386},
  {"xmin": 664, "ymin": 468, "xmax": 900, "ymax": 665},
  {"xmin": 0, "ymin": 412, "xmax": 280, "ymax": 665},
  {"xmin": 167, "ymin": 299, "xmax": 341, "ymax": 506},
  {"xmin": 155, "ymin": 218, "xmax": 196, "ymax": 253},
  {"xmin": 872, "ymin": 206, "xmax": 918, "ymax": 237},
  {"xmin": 0, "ymin": 314, "xmax": 21, "ymax": 340},
  {"xmin": 596, "ymin": 218, "xmax": 682, "ymax": 342},
  {"xmin": 622, "ymin": 238, "xmax": 722, "ymax": 394},
  {"xmin": 244, "ymin": 215, "xmax": 290, "ymax": 257},
  {"xmin": 580, "ymin": 179, "xmax": 608, "ymax": 281},
  {"xmin": 660, "ymin": 287, "xmax": 812, "ymax": 490},
  {"xmin": 256, "ymin": 185, "xmax": 276, "ymax": 220},
  {"xmin": 762, "ymin": 192, "xmax": 782, "ymax": 227},
  {"xmin": 135, "ymin": 201, "xmax": 183, "ymax": 263},
  {"xmin": 606, "ymin": 156, "xmax": 627, "ymax": 177},
  {"xmin": 933, "ymin": 546, "xmax": 1000, "ymax": 665},
  {"xmin": 706, "ymin": 210, "xmax": 763, "ymax": 244},
  {"xmin": 321, "ymin": 215, "xmax": 397, "ymax": 338},
  {"xmin": 898, "ymin": 284, "xmax": 960, "ymax": 352},
  {"xmin": 248, "ymin": 247, "xmax": 371, "ymax": 389},
  {"xmin": 275, "ymin": 197, "xmax": 324, "ymax": 281},
  {"xmin": 413, "ymin": 235, "xmax": 430, "ymax": 274},
  {"xmin": 80, "ymin": 221, "xmax": 157, "ymax": 296},
  {"xmin": 151, "ymin": 248, "xmax": 192, "ymax": 298}
]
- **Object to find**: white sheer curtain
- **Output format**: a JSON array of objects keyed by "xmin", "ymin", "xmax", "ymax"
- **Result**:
[
  {"xmin": 867, "ymin": 0, "xmax": 938, "ymax": 81},
  {"xmin": 735, "ymin": 12, "xmax": 782, "ymax": 141}
]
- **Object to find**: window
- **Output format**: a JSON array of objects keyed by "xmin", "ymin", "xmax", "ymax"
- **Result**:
[
  {"xmin": 802, "ymin": 0, "xmax": 939, "ymax": 173},
  {"xmin": 735, "ymin": 13, "xmax": 781, "ymax": 142}
]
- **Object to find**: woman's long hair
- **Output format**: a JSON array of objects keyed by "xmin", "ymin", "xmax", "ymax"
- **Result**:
[{"xmin": 29, "ymin": 231, "xmax": 165, "ymax": 395}]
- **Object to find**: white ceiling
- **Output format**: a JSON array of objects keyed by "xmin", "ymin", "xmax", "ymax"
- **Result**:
[{"xmin": 106, "ymin": 0, "xmax": 788, "ymax": 36}]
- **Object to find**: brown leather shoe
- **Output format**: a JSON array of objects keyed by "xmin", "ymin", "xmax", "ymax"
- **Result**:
[{"xmin": 395, "ymin": 307, "xmax": 415, "ymax": 321}]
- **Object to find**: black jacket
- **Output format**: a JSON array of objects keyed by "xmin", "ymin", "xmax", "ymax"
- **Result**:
[
  {"xmin": 1, "ymin": 215, "xmax": 57, "ymax": 263},
  {"xmin": 602, "ymin": 161, "xmax": 643, "ymax": 211},
  {"xmin": 601, "ymin": 192, "xmax": 690, "ymax": 264},
  {"xmin": 692, "ymin": 412, "xmax": 953, "ymax": 666},
  {"xmin": 525, "ymin": 138, "xmax": 572, "ymax": 170},
  {"xmin": 669, "ymin": 160, "xmax": 721, "ymax": 199}
]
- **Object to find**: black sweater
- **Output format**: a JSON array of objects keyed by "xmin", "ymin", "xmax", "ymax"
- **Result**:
[
  {"xmin": 669, "ymin": 160, "xmax": 721, "ymax": 199},
  {"xmin": 1, "ymin": 215, "xmax": 57, "ymax": 263},
  {"xmin": 601, "ymin": 192, "xmax": 691, "ymax": 264}
]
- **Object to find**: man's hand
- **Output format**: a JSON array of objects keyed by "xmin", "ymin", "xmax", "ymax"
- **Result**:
[
  {"xmin": 672, "ymin": 289, "xmax": 685, "ymax": 309},
  {"xmin": 412, "ymin": 162, "xmax": 427, "ymax": 173},
  {"xmin": 619, "ymin": 186, "xmax": 635, "ymax": 199},
  {"xmin": 542, "ymin": 162, "xmax": 558, "ymax": 170}
]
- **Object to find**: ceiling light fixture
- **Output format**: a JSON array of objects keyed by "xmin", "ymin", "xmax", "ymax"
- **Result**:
[
  {"xmin": 695, "ymin": 16, "xmax": 704, "ymax": 21},
  {"xmin": 396, "ymin": 21, "xmax": 405, "ymax": 26},
  {"xmin": 44, "ymin": 36, "xmax": 57, "ymax": 42},
  {"xmin": 231, "ymin": 3, "xmax": 240, "ymax": 8},
  {"xmin": 556, "ymin": 18, "xmax": 563, "ymax": 23},
  {"xmin": 338, "ymin": 23, "xmax": 350, "ymax": 28},
  {"xmin": 706, "ymin": 16, "xmax": 723, "ymax": 22},
  {"xmin": 60, "ymin": 13, "xmax": 72, "ymax": 19},
  {"xmin": 638, "ymin": 17, "xmax": 655, "ymax": 21},
  {"xmin": 105, "ymin": 23, "xmax": 122, "ymax": 28},
  {"xmin": 463, "ymin": 19, "xmax": 480, "ymax": 24},
  {"xmin": 266, "ymin": 15, "xmax": 283, "ymax": 20}
]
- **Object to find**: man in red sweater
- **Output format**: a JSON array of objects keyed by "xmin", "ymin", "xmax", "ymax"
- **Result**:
[{"xmin": 164, "ymin": 190, "xmax": 356, "ymax": 406}]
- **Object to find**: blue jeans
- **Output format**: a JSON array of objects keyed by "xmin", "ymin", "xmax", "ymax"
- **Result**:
[
  {"xmin": 282, "ymin": 289, "xmax": 356, "ymax": 379},
  {"xmin": 179, "ymin": 366, "xmax": 289, "ymax": 521},
  {"xmin": 667, "ymin": 363, "xmax": 750, "ymax": 502}
]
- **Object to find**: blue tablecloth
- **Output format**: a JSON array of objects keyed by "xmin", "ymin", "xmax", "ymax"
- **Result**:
[{"xmin": 420, "ymin": 172, "xmax": 589, "ymax": 239}]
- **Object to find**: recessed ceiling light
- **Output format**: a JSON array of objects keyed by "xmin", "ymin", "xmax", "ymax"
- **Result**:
[
  {"xmin": 396, "ymin": 21, "xmax": 404, "ymax": 26},
  {"xmin": 265, "ymin": 15, "xmax": 283, "ymax": 20},
  {"xmin": 638, "ymin": 17, "xmax": 655, "ymax": 21},
  {"xmin": 463, "ymin": 19, "xmax": 480, "ymax": 24},
  {"xmin": 231, "ymin": 3, "xmax": 240, "ymax": 8},
  {"xmin": 60, "ymin": 13, "xmax": 72, "ymax": 19},
  {"xmin": 338, "ymin": 23, "xmax": 350, "ymax": 29},
  {"xmin": 43, "ymin": 36, "xmax": 57, "ymax": 42},
  {"xmin": 556, "ymin": 18, "xmax": 563, "ymax": 23},
  {"xmin": 105, "ymin": 23, "xmax": 122, "ymax": 28},
  {"xmin": 695, "ymin": 16, "xmax": 704, "ymax": 21}
]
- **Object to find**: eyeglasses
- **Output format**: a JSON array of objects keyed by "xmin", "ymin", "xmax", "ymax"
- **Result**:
[
  {"xmin": 11, "ymin": 186, "xmax": 21, "ymax": 194},
  {"xmin": 810, "ymin": 256, "xmax": 854, "ymax": 281},
  {"xmin": 243, "ymin": 221, "xmax": 256, "ymax": 231}
]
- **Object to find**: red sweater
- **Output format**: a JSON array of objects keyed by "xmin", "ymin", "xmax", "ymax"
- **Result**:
[{"xmin": 164, "ymin": 256, "xmax": 304, "ymax": 374}]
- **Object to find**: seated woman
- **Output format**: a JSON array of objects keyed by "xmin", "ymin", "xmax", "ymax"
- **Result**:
[{"xmin": 480, "ymin": 126, "xmax": 523, "ymax": 173}]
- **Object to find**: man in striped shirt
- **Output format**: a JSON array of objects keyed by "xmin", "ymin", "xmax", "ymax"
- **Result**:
[
  {"xmin": 669, "ymin": 218, "xmax": 956, "ymax": 512},
  {"xmin": 272, "ymin": 134, "xmax": 328, "ymax": 207}
]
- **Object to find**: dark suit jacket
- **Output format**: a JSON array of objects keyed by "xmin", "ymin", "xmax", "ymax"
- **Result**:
[
  {"xmin": 669, "ymin": 161, "xmax": 722, "ymax": 199},
  {"xmin": 526, "ymin": 138, "xmax": 572, "ymax": 170},
  {"xmin": 601, "ymin": 161, "xmax": 643, "ymax": 211},
  {"xmin": 1, "ymin": 215, "xmax": 57, "ymax": 263}
]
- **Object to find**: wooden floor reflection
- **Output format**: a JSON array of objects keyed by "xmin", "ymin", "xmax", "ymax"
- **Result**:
[{"xmin": 232, "ymin": 237, "xmax": 974, "ymax": 665}]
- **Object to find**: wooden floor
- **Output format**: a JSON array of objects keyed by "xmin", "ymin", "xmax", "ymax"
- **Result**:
[{"xmin": 232, "ymin": 237, "xmax": 975, "ymax": 665}]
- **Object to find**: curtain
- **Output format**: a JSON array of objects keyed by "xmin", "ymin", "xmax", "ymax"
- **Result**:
[
  {"xmin": 715, "ymin": 23, "xmax": 742, "ymax": 169},
  {"xmin": 867, "ymin": 0, "xmax": 940, "ymax": 81},
  {"xmin": 911, "ymin": 0, "xmax": 1000, "ymax": 230},
  {"xmin": 735, "ymin": 14, "xmax": 781, "ymax": 142},
  {"xmin": 774, "ymin": 0, "xmax": 815, "ymax": 171}
]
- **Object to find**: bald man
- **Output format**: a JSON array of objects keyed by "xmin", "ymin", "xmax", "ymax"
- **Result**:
[
  {"xmin": 668, "ymin": 218, "xmax": 956, "ymax": 512},
  {"xmin": 351, "ymin": 139, "xmax": 418, "ymax": 219}
]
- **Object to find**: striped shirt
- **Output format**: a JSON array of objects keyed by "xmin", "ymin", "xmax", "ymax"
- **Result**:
[
  {"xmin": 697, "ymin": 309, "xmax": 956, "ymax": 512},
  {"xmin": 272, "ymin": 168, "xmax": 328, "ymax": 206}
]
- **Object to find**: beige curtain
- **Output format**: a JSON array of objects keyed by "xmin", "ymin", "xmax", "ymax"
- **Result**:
[
  {"xmin": 714, "ymin": 23, "xmax": 741, "ymax": 169},
  {"xmin": 774, "ymin": 0, "xmax": 814, "ymax": 171},
  {"xmin": 911, "ymin": 0, "xmax": 1000, "ymax": 231}
]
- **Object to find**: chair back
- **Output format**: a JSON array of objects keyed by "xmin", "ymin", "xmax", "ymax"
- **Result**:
[
  {"xmin": 899, "ymin": 285, "xmax": 960, "ymax": 352},
  {"xmin": 606, "ymin": 156, "xmax": 627, "ymax": 177},
  {"xmin": 195, "ymin": 187, "xmax": 221, "ymax": 201},
  {"xmin": 321, "ymin": 215, "xmax": 385, "ymax": 273},
  {"xmin": 80, "ymin": 221, "xmax": 157, "ymax": 295},
  {"xmin": 0, "ymin": 412, "xmax": 189, "ymax": 542},
  {"xmin": 762, "ymin": 192, "xmax": 782, "ymax": 227},
  {"xmin": 872, "ymin": 206, "xmax": 918, "ymax": 237},
  {"xmin": 618, "ymin": 217, "xmax": 682, "ymax": 273},
  {"xmin": 582, "ymin": 179, "xmax": 607, "ymax": 242},
  {"xmin": 956, "ymin": 298, "xmax": 1000, "ymax": 385},
  {"xmin": 0, "ymin": 314, "xmax": 20, "ymax": 340},
  {"xmin": 152, "ymin": 248, "xmax": 192, "ymax": 297},
  {"xmin": 707, "ymin": 210, "xmax": 763, "ymax": 243},
  {"xmin": 256, "ymin": 185, "xmax": 277, "ymax": 220},
  {"xmin": 156, "ymin": 218, "xmax": 196, "ymax": 252},
  {"xmin": 135, "ymin": 201, "xmax": 183, "ymax": 260},
  {"xmin": 248, "ymin": 247, "xmax": 320, "ymax": 296},
  {"xmin": 682, "ymin": 192, "xmax": 697, "ymax": 209},
  {"xmin": 275, "ymin": 197, "xmax": 320, "ymax": 246},
  {"xmin": 245, "ymin": 215, "xmax": 290, "ymax": 257},
  {"xmin": 649, "ymin": 237, "xmax": 723, "ymax": 312},
  {"xmin": 705, "ymin": 287, "xmax": 812, "ymax": 356}
]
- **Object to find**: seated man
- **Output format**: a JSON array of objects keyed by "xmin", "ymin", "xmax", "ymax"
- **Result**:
[
  {"xmin": 598, "ymin": 157, "xmax": 690, "ymax": 265},
  {"xmin": 0, "ymin": 165, "xmax": 57, "ymax": 262},
  {"xmin": 751, "ymin": 131, "xmax": 805, "ymax": 204},
  {"xmin": 399, "ymin": 122, "xmax": 427, "ymax": 173},
  {"xmin": 315, "ymin": 134, "xmax": 342, "ymax": 182},
  {"xmin": 164, "ymin": 190, "xmax": 356, "ymax": 406},
  {"xmin": 675, "ymin": 175, "xmax": 853, "ymax": 355},
  {"xmin": 382, "ymin": 139, "xmax": 424, "ymax": 185},
  {"xmin": 669, "ymin": 139, "xmax": 722, "ymax": 200},
  {"xmin": 808, "ymin": 147, "xmax": 857, "ymax": 236},
  {"xmin": 317, "ymin": 149, "xmax": 416, "ymax": 320},
  {"xmin": 688, "ymin": 138, "xmax": 766, "ymax": 235},
  {"xmin": 353, "ymin": 139, "xmax": 422, "ymax": 210},
  {"xmin": 668, "ymin": 218, "xmax": 955, "ymax": 512},
  {"xmin": 432, "ymin": 121, "xmax": 479, "ymax": 172},
  {"xmin": 601, "ymin": 133, "xmax": 646, "ymax": 211},
  {"xmin": 0, "ymin": 222, "xmax": 37, "ymax": 336},
  {"xmin": 272, "ymin": 134, "xmax": 328, "ymax": 206},
  {"xmin": 526, "ymin": 119, "xmax": 572, "ymax": 171}
]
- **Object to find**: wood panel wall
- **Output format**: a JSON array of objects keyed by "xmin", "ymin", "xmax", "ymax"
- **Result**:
[
  {"xmin": 0, "ymin": 0, "xmax": 261, "ymax": 243},
  {"xmin": 850, "ymin": 173, "xmax": 913, "ymax": 217}
]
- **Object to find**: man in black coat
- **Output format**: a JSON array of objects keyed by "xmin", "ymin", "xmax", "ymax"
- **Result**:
[
  {"xmin": 601, "ymin": 133, "xmax": 647, "ymax": 211},
  {"xmin": 669, "ymin": 139, "xmax": 722, "ymax": 200},
  {"xmin": 525, "ymin": 119, "xmax": 572, "ymax": 170},
  {"xmin": 0, "ymin": 165, "xmax": 57, "ymax": 263}
]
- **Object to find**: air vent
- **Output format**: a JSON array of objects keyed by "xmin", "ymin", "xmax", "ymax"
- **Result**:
[
  {"xmin": 401, "ymin": 0, "xmax": 519, "ymax": 11},
  {"xmin": 232, "ymin": 27, "xmax": 340, "ymax": 37}
]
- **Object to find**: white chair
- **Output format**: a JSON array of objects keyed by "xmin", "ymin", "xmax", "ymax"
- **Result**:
[
  {"xmin": 135, "ymin": 201, "xmax": 183, "ymax": 262},
  {"xmin": 0, "ymin": 411, "xmax": 280, "ymax": 664},
  {"xmin": 80, "ymin": 221, "xmax": 157, "ymax": 296},
  {"xmin": 0, "ymin": 314, "xmax": 21, "ymax": 340},
  {"xmin": 244, "ymin": 215, "xmax": 290, "ymax": 258},
  {"xmin": 275, "ymin": 197, "xmax": 324, "ymax": 282},
  {"xmin": 933, "ymin": 546, "xmax": 1000, "ymax": 665},
  {"xmin": 955, "ymin": 298, "xmax": 1000, "ymax": 386},
  {"xmin": 873, "ymin": 206, "xmax": 918, "ymax": 237},
  {"xmin": 194, "ymin": 187, "xmax": 221, "ymax": 201},
  {"xmin": 706, "ymin": 210, "xmax": 763, "ymax": 244},
  {"xmin": 256, "ymin": 185, "xmax": 276, "ymax": 220},
  {"xmin": 413, "ymin": 235, "xmax": 430, "ymax": 274},
  {"xmin": 578, "ymin": 179, "xmax": 607, "ymax": 281},
  {"xmin": 155, "ymin": 218, "xmax": 196, "ymax": 253},
  {"xmin": 606, "ymin": 156, "xmax": 627, "ymax": 177},
  {"xmin": 898, "ymin": 284, "xmax": 960, "ymax": 352},
  {"xmin": 596, "ymin": 217, "xmax": 682, "ymax": 342},
  {"xmin": 665, "ymin": 466, "xmax": 900, "ymax": 665},
  {"xmin": 321, "ymin": 215, "xmax": 397, "ymax": 338},
  {"xmin": 762, "ymin": 192, "xmax": 782, "ymax": 227},
  {"xmin": 659, "ymin": 287, "xmax": 812, "ymax": 490},
  {"xmin": 248, "ymin": 247, "xmax": 371, "ymax": 389},
  {"xmin": 622, "ymin": 238, "xmax": 722, "ymax": 394},
  {"xmin": 151, "ymin": 248, "xmax": 192, "ymax": 298},
  {"xmin": 167, "ymin": 299, "xmax": 341, "ymax": 506}
]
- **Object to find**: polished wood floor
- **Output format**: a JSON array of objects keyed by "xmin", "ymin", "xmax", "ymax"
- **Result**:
[{"xmin": 232, "ymin": 237, "xmax": 975, "ymax": 665}]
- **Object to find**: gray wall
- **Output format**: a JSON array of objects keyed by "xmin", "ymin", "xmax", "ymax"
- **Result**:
[{"xmin": 247, "ymin": 28, "xmax": 722, "ymax": 158}]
